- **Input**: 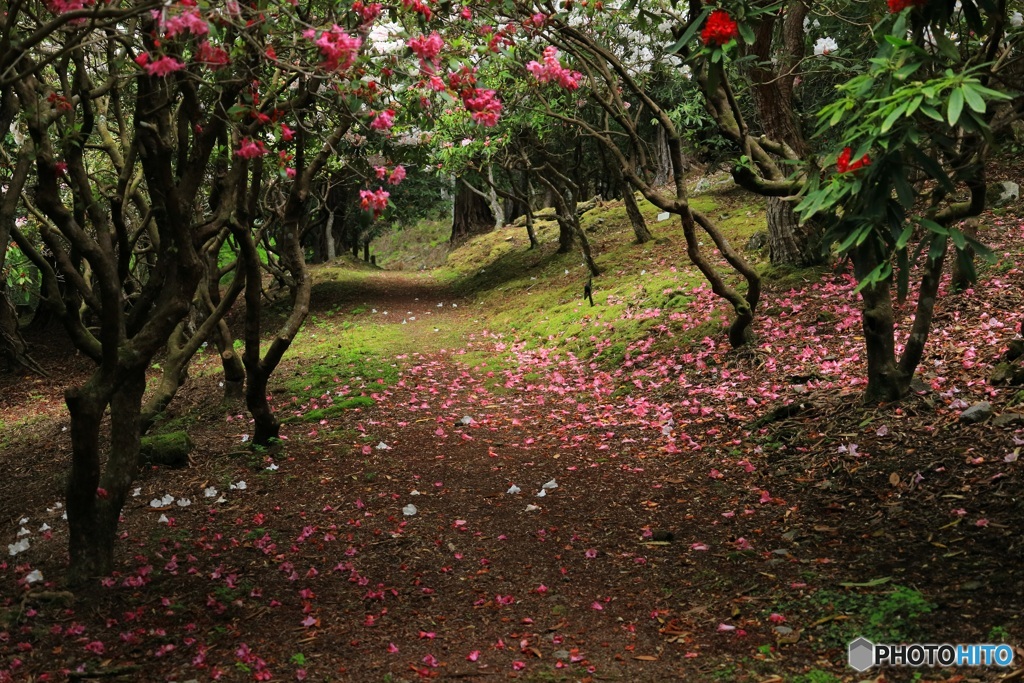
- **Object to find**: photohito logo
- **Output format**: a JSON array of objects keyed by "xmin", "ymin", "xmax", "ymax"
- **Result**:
[{"xmin": 848, "ymin": 637, "xmax": 1015, "ymax": 672}]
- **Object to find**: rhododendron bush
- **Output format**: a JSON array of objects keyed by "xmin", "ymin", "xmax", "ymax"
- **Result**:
[{"xmin": 0, "ymin": 0, "xmax": 509, "ymax": 584}]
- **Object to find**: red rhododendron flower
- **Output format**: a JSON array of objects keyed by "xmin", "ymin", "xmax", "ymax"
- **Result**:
[
  {"xmin": 195, "ymin": 41, "xmax": 230, "ymax": 69},
  {"xmin": 888, "ymin": 0, "xmax": 927, "ymax": 12},
  {"xmin": 836, "ymin": 147, "xmax": 870, "ymax": 173},
  {"xmin": 701, "ymin": 10, "xmax": 739, "ymax": 46}
]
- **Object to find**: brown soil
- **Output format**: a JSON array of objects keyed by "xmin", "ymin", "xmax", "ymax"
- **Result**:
[{"xmin": 2, "ymin": 217, "xmax": 1024, "ymax": 683}]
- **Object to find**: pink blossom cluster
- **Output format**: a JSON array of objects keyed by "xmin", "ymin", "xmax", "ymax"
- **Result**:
[
  {"xmin": 158, "ymin": 7, "xmax": 209, "ymax": 38},
  {"xmin": 461, "ymin": 89, "xmax": 502, "ymax": 126},
  {"xmin": 195, "ymin": 41, "xmax": 229, "ymax": 69},
  {"xmin": 401, "ymin": 0, "xmax": 432, "ymax": 19},
  {"xmin": 375, "ymin": 165, "xmax": 406, "ymax": 185},
  {"xmin": 524, "ymin": 12, "xmax": 547, "ymax": 28},
  {"xmin": 352, "ymin": 0, "xmax": 382, "ymax": 23},
  {"xmin": 45, "ymin": 0, "xmax": 94, "ymax": 14},
  {"xmin": 235, "ymin": 138, "xmax": 269, "ymax": 159},
  {"xmin": 526, "ymin": 47, "xmax": 582, "ymax": 90},
  {"xmin": 407, "ymin": 32, "xmax": 444, "ymax": 70},
  {"xmin": 304, "ymin": 25, "xmax": 362, "ymax": 72},
  {"xmin": 134, "ymin": 54, "xmax": 186, "ymax": 77},
  {"xmin": 360, "ymin": 188, "xmax": 390, "ymax": 217},
  {"xmin": 370, "ymin": 109, "xmax": 396, "ymax": 131}
]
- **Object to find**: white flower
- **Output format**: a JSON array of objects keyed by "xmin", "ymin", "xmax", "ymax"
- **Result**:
[
  {"xmin": 176, "ymin": 498, "xmax": 192, "ymax": 507},
  {"xmin": 24, "ymin": 569, "xmax": 43, "ymax": 584},
  {"xmin": 204, "ymin": 487, "xmax": 218, "ymax": 498},
  {"xmin": 1012, "ymin": 11, "xmax": 1023, "ymax": 27},
  {"xmin": 402, "ymin": 504, "xmax": 418, "ymax": 516},
  {"xmin": 506, "ymin": 485, "xmax": 521, "ymax": 494},
  {"xmin": 230, "ymin": 481, "xmax": 247, "ymax": 490},
  {"xmin": 814, "ymin": 37, "xmax": 838, "ymax": 56}
]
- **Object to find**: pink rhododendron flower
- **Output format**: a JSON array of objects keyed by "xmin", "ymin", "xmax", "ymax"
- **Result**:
[
  {"xmin": 359, "ymin": 188, "xmax": 390, "ymax": 217},
  {"xmin": 236, "ymin": 138, "xmax": 268, "ymax": 159},
  {"xmin": 143, "ymin": 55, "xmax": 186, "ymax": 77},
  {"xmin": 306, "ymin": 25, "xmax": 362, "ymax": 71},
  {"xmin": 352, "ymin": 0, "xmax": 382, "ymax": 23},
  {"xmin": 46, "ymin": 0, "xmax": 94, "ymax": 14},
  {"xmin": 388, "ymin": 165, "xmax": 406, "ymax": 185},
  {"xmin": 407, "ymin": 32, "xmax": 444, "ymax": 68},
  {"xmin": 370, "ymin": 109, "xmax": 395, "ymax": 130},
  {"xmin": 401, "ymin": 0, "xmax": 432, "ymax": 19},
  {"xmin": 461, "ymin": 88, "xmax": 502, "ymax": 126},
  {"xmin": 526, "ymin": 46, "xmax": 582, "ymax": 90},
  {"xmin": 161, "ymin": 8, "xmax": 209, "ymax": 38}
]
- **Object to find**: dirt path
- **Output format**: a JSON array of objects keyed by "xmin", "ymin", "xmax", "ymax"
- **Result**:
[{"xmin": 3, "ymin": 263, "xmax": 1024, "ymax": 682}]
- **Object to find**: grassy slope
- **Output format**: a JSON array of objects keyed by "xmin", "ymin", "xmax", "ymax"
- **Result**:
[{"xmin": 273, "ymin": 182, "xmax": 770, "ymax": 416}]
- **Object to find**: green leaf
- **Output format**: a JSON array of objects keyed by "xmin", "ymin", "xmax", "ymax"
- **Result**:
[
  {"xmin": 961, "ymin": 84, "xmax": 986, "ymax": 113},
  {"xmin": 966, "ymin": 235, "xmax": 995, "ymax": 262},
  {"xmin": 919, "ymin": 218, "xmax": 948, "ymax": 236},
  {"xmin": 893, "ymin": 174, "xmax": 916, "ymax": 210},
  {"xmin": 837, "ymin": 225, "xmax": 870, "ymax": 253},
  {"xmin": 895, "ymin": 62, "xmax": 923, "ymax": 80},
  {"xmin": 918, "ymin": 104, "xmax": 943, "ymax": 122},
  {"xmin": 895, "ymin": 224, "xmax": 914, "ymax": 250},
  {"xmin": 853, "ymin": 261, "xmax": 893, "ymax": 293},
  {"xmin": 949, "ymin": 227, "xmax": 966, "ymax": 250},
  {"xmin": 928, "ymin": 233, "xmax": 948, "ymax": 263},
  {"xmin": 880, "ymin": 102, "xmax": 908, "ymax": 133},
  {"xmin": 947, "ymin": 88, "xmax": 964, "ymax": 126},
  {"xmin": 737, "ymin": 21, "xmax": 755, "ymax": 45},
  {"xmin": 666, "ymin": 9, "xmax": 710, "ymax": 54},
  {"xmin": 933, "ymin": 32, "xmax": 960, "ymax": 61},
  {"xmin": 905, "ymin": 94, "xmax": 924, "ymax": 117}
]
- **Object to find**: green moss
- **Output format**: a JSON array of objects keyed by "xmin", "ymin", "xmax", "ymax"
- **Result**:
[
  {"xmin": 140, "ymin": 431, "xmax": 192, "ymax": 468},
  {"xmin": 283, "ymin": 396, "xmax": 375, "ymax": 424}
]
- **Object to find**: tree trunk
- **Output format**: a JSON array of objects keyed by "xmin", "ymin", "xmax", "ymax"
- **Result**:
[
  {"xmin": 325, "ymin": 211, "xmax": 337, "ymax": 261},
  {"xmin": 557, "ymin": 217, "xmax": 574, "ymax": 253},
  {"xmin": 246, "ymin": 363, "xmax": 280, "ymax": 445},
  {"xmin": 0, "ymin": 289, "xmax": 44, "ymax": 375},
  {"xmin": 858, "ymin": 277, "xmax": 908, "ymax": 403},
  {"xmin": 622, "ymin": 187, "xmax": 653, "ymax": 244},
  {"xmin": 450, "ymin": 180, "xmax": 495, "ymax": 244},
  {"xmin": 486, "ymin": 165, "xmax": 504, "ymax": 228},
  {"xmin": 525, "ymin": 210, "xmax": 539, "ymax": 249},
  {"xmin": 363, "ymin": 240, "xmax": 370, "ymax": 262},
  {"xmin": 765, "ymin": 197, "xmax": 821, "ymax": 266},
  {"xmin": 747, "ymin": 6, "xmax": 825, "ymax": 267},
  {"xmin": 951, "ymin": 218, "xmax": 978, "ymax": 291},
  {"xmin": 687, "ymin": 210, "xmax": 759, "ymax": 347},
  {"xmin": 652, "ymin": 126, "xmax": 673, "ymax": 186},
  {"xmin": 66, "ymin": 369, "xmax": 145, "ymax": 585}
]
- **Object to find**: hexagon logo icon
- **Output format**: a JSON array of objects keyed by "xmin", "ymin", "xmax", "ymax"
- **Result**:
[{"xmin": 848, "ymin": 637, "xmax": 875, "ymax": 672}]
